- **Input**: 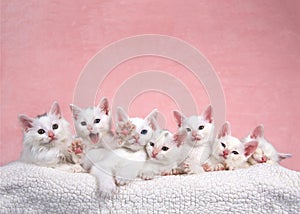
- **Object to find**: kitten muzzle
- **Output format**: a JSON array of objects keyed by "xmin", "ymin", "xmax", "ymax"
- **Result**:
[{"xmin": 89, "ymin": 133, "xmax": 99, "ymax": 144}]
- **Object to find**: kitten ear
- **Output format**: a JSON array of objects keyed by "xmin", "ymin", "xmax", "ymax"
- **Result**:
[
  {"xmin": 244, "ymin": 141, "xmax": 259, "ymax": 158},
  {"xmin": 69, "ymin": 104, "xmax": 82, "ymax": 120},
  {"xmin": 18, "ymin": 114, "xmax": 34, "ymax": 132},
  {"xmin": 203, "ymin": 105, "xmax": 213, "ymax": 123},
  {"xmin": 173, "ymin": 129, "xmax": 187, "ymax": 147},
  {"xmin": 116, "ymin": 107, "xmax": 129, "ymax": 122},
  {"xmin": 218, "ymin": 121, "xmax": 231, "ymax": 139},
  {"xmin": 98, "ymin": 97, "xmax": 109, "ymax": 115},
  {"xmin": 145, "ymin": 109, "xmax": 160, "ymax": 131},
  {"xmin": 250, "ymin": 125, "xmax": 264, "ymax": 139},
  {"xmin": 173, "ymin": 110, "xmax": 185, "ymax": 127},
  {"xmin": 49, "ymin": 101, "xmax": 62, "ymax": 119},
  {"xmin": 278, "ymin": 153, "xmax": 292, "ymax": 161}
]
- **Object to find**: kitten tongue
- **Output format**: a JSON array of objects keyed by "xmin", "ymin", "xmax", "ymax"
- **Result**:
[{"xmin": 89, "ymin": 133, "xmax": 99, "ymax": 144}]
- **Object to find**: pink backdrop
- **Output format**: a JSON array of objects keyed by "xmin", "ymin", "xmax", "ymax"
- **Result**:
[{"xmin": 1, "ymin": 0, "xmax": 299, "ymax": 171}]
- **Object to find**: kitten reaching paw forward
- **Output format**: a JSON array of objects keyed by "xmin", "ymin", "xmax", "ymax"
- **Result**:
[
  {"xmin": 139, "ymin": 129, "xmax": 187, "ymax": 180},
  {"xmin": 19, "ymin": 102, "xmax": 80, "ymax": 172},
  {"xmin": 89, "ymin": 107, "xmax": 159, "ymax": 198},
  {"xmin": 70, "ymin": 97, "xmax": 115, "ymax": 151},
  {"xmin": 173, "ymin": 105, "xmax": 214, "ymax": 174},
  {"xmin": 242, "ymin": 125, "xmax": 292, "ymax": 165},
  {"xmin": 203, "ymin": 122, "xmax": 258, "ymax": 171}
]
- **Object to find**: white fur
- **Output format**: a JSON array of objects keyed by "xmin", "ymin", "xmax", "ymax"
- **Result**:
[
  {"xmin": 19, "ymin": 102, "xmax": 76, "ymax": 171},
  {"xmin": 140, "ymin": 129, "xmax": 186, "ymax": 180},
  {"xmin": 173, "ymin": 105, "xmax": 214, "ymax": 174},
  {"xmin": 89, "ymin": 107, "xmax": 159, "ymax": 198},
  {"xmin": 70, "ymin": 97, "xmax": 113, "ymax": 151},
  {"xmin": 204, "ymin": 122, "xmax": 258, "ymax": 171},
  {"xmin": 242, "ymin": 125, "xmax": 292, "ymax": 165}
]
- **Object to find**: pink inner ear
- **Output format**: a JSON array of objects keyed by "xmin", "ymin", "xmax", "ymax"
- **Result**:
[
  {"xmin": 50, "ymin": 102, "xmax": 62, "ymax": 119},
  {"xmin": 69, "ymin": 104, "xmax": 81, "ymax": 120},
  {"xmin": 173, "ymin": 111, "xmax": 184, "ymax": 127},
  {"xmin": 99, "ymin": 98, "xmax": 109, "ymax": 115},
  {"xmin": 19, "ymin": 115, "xmax": 33, "ymax": 132},
  {"xmin": 218, "ymin": 122, "xmax": 230, "ymax": 139},
  {"xmin": 244, "ymin": 141, "xmax": 258, "ymax": 157},
  {"xmin": 203, "ymin": 105, "xmax": 213, "ymax": 123},
  {"xmin": 250, "ymin": 125, "xmax": 264, "ymax": 139},
  {"xmin": 173, "ymin": 130, "xmax": 187, "ymax": 147}
]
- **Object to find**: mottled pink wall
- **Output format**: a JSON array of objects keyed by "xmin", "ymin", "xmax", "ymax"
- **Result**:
[{"xmin": 1, "ymin": 0, "xmax": 299, "ymax": 170}]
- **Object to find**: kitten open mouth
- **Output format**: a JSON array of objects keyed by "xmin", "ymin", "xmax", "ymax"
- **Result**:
[{"xmin": 89, "ymin": 133, "xmax": 99, "ymax": 144}]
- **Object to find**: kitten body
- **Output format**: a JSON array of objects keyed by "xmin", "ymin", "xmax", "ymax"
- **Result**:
[
  {"xmin": 173, "ymin": 105, "xmax": 214, "ymax": 174},
  {"xmin": 242, "ymin": 125, "xmax": 291, "ymax": 165},
  {"xmin": 140, "ymin": 129, "xmax": 187, "ymax": 180},
  {"xmin": 19, "ymin": 102, "xmax": 77, "ymax": 171},
  {"xmin": 204, "ymin": 122, "xmax": 258, "ymax": 171},
  {"xmin": 89, "ymin": 107, "xmax": 159, "ymax": 198}
]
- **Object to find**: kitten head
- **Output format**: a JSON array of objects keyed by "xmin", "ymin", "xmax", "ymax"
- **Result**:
[
  {"xmin": 213, "ymin": 122, "xmax": 258, "ymax": 168},
  {"xmin": 19, "ymin": 101, "xmax": 72, "ymax": 148},
  {"xmin": 242, "ymin": 125, "xmax": 292, "ymax": 163},
  {"xmin": 145, "ymin": 129, "xmax": 187, "ymax": 163},
  {"xmin": 70, "ymin": 97, "xmax": 111, "ymax": 146},
  {"xmin": 115, "ymin": 107, "xmax": 159, "ymax": 151},
  {"xmin": 173, "ymin": 105, "xmax": 214, "ymax": 146}
]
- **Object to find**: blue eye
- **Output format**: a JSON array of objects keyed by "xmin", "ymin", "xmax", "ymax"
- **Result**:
[
  {"xmin": 221, "ymin": 142, "xmax": 226, "ymax": 148},
  {"xmin": 150, "ymin": 142, "xmax": 154, "ymax": 147},
  {"xmin": 141, "ymin": 129, "xmax": 148, "ymax": 135},
  {"xmin": 186, "ymin": 128, "xmax": 191, "ymax": 132},
  {"xmin": 232, "ymin": 151, "xmax": 239, "ymax": 155},
  {"xmin": 199, "ymin": 125, "xmax": 204, "ymax": 130},
  {"xmin": 81, "ymin": 121, "xmax": 87, "ymax": 126}
]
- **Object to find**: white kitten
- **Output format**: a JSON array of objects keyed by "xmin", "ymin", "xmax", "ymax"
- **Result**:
[
  {"xmin": 173, "ymin": 105, "xmax": 214, "ymax": 174},
  {"xmin": 89, "ymin": 107, "xmax": 159, "ymax": 198},
  {"xmin": 139, "ymin": 129, "xmax": 187, "ymax": 180},
  {"xmin": 203, "ymin": 122, "xmax": 258, "ymax": 171},
  {"xmin": 19, "ymin": 102, "xmax": 80, "ymax": 172},
  {"xmin": 70, "ymin": 97, "xmax": 114, "ymax": 151},
  {"xmin": 242, "ymin": 125, "xmax": 291, "ymax": 165},
  {"xmin": 70, "ymin": 98, "xmax": 119, "ymax": 171}
]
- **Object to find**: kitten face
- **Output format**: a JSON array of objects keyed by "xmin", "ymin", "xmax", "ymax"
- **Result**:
[
  {"xmin": 115, "ymin": 107, "xmax": 159, "ymax": 151},
  {"xmin": 173, "ymin": 105, "xmax": 214, "ymax": 146},
  {"xmin": 242, "ymin": 125, "xmax": 292, "ymax": 164},
  {"xmin": 19, "ymin": 102, "xmax": 72, "ymax": 147},
  {"xmin": 212, "ymin": 122, "xmax": 258, "ymax": 169},
  {"xmin": 70, "ymin": 98, "xmax": 111, "ymax": 146},
  {"xmin": 145, "ymin": 130, "xmax": 186, "ymax": 163}
]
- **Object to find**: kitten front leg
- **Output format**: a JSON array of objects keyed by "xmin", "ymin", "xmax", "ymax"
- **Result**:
[
  {"xmin": 115, "ymin": 162, "xmax": 142, "ymax": 186},
  {"xmin": 90, "ymin": 164, "xmax": 117, "ymax": 198},
  {"xmin": 202, "ymin": 158, "xmax": 225, "ymax": 172},
  {"xmin": 182, "ymin": 160, "xmax": 205, "ymax": 174}
]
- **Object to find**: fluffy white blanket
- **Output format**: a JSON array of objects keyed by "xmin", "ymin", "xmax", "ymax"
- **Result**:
[{"xmin": 0, "ymin": 161, "xmax": 299, "ymax": 213}]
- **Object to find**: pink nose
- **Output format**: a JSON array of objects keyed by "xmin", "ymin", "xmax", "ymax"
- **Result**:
[
  {"xmin": 48, "ymin": 131, "xmax": 55, "ymax": 139},
  {"xmin": 87, "ymin": 125, "xmax": 93, "ymax": 131},
  {"xmin": 223, "ymin": 150, "xmax": 229, "ymax": 157},
  {"xmin": 152, "ymin": 151, "xmax": 158, "ymax": 158},
  {"xmin": 261, "ymin": 156, "xmax": 267, "ymax": 163},
  {"xmin": 192, "ymin": 131, "xmax": 197, "ymax": 137}
]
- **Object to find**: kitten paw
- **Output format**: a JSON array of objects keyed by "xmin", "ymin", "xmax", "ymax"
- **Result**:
[
  {"xmin": 115, "ymin": 177, "xmax": 131, "ymax": 186},
  {"xmin": 140, "ymin": 171, "xmax": 154, "ymax": 180},
  {"xmin": 98, "ymin": 185, "xmax": 117, "ymax": 199},
  {"xmin": 214, "ymin": 163, "xmax": 225, "ymax": 171}
]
